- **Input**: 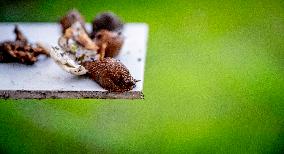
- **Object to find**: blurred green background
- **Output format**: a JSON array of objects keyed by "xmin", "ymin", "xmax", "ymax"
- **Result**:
[{"xmin": 0, "ymin": 0, "xmax": 284, "ymax": 153}]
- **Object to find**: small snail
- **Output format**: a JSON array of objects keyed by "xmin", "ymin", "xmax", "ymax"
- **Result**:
[{"xmin": 91, "ymin": 12, "xmax": 124, "ymax": 38}]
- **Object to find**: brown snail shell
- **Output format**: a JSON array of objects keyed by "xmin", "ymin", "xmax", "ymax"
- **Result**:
[
  {"xmin": 94, "ymin": 30, "xmax": 124, "ymax": 58},
  {"xmin": 91, "ymin": 12, "xmax": 124, "ymax": 38}
]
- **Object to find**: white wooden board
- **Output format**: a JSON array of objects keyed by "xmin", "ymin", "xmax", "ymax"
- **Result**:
[{"xmin": 0, "ymin": 23, "xmax": 148, "ymax": 99}]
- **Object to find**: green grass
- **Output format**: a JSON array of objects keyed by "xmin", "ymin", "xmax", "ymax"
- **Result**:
[{"xmin": 0, "ymin": 0, "xmax": 284, "ymax": 153}]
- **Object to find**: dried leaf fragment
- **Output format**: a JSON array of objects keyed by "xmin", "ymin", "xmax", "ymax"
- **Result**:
[
  {"xmin": 60, "ymin": 9, "xmax": 87, "ymax": 33},
  {"xmin": 0, "ymin": 26, "xmax": 49, "ymax": 64}
]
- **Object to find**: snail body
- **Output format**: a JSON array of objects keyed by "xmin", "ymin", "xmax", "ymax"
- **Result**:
[{"xmin": 82, "ymin": 58, "xmax": 137, "ymax": 92}]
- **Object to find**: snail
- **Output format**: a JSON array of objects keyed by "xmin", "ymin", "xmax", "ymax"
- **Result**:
[
  {"xmin": 82, "ymin": 58, "xmax": 138, "ymax": 92},
  {"xmin": 91, "ymin": 12, "xmax": 124, "ymax": 38},
  {"xmin": 94, "ymin": 29, "xmax": 124, "ymax": 60}
]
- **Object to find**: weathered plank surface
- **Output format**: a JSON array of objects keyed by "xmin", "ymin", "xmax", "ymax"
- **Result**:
[{"xmin": 0, "ymin": 23, "xmax": 148, "ymax": 99}]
